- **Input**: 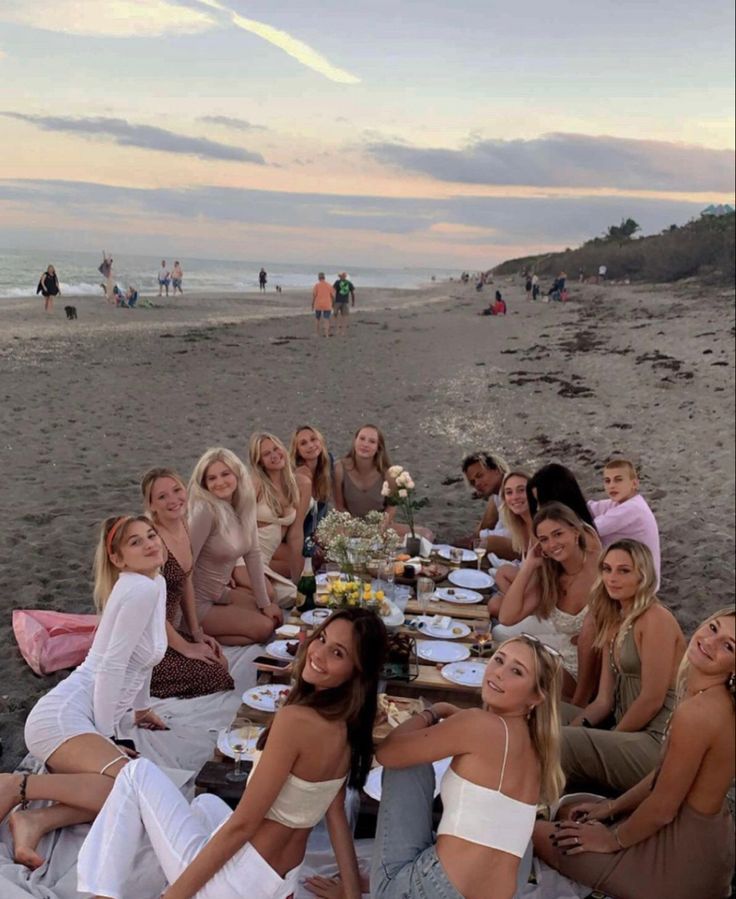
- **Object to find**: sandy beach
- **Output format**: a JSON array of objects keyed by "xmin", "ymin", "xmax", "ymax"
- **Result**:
[{"xmin": 0, "ymin": 278, "xmax": 734, "ymax": 768}]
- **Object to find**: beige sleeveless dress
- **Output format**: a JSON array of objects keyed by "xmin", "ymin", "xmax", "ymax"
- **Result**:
[{"xmin": 256, "ymin": 498, "xmax": 297, "ymax": 609}]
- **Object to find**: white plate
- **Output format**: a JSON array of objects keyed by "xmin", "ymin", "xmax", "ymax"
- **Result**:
[
  {"xmin": 266, "ymin": 640, "xmax": 300, "ymax": 661},
  {"xmin": 275, "ymin": 624, "xmax": 300, "ymax": 638},
  {"xmin": 416, "ymin": 640, "xmax": 470, "ymax": 663},
  {"xmin": 441, "ymin": 660, "xmax": 486, "ymax": 687},
  {"xmin": 448, "ymin": 569, "xmax": 495, "ymax": 590},
  {"xmin": 414, "ymin": 616, "xmax": 471, "ymax": 640},
  {"xmin": 381, "ymin": 600, "xmax": 405, "ymax": 628},
  {"xmin": 434, "ymin": 587, "xmax": 484, "ymax": 605},
  {"xmin": 300, "ymin": 608, "xmax": 334, "ymax": 626},
  {"xmin": 242, "ymin": 684, "xmax": 291, "ymax": 712},
  {"xmin": 364, "ymin": 758, "xmax": 452, "ymax": 801},
  {"xmin": 216, "ymin": 725, "xmax": 264, "ymax": 760},
  {"xmin": 433, "ymin": 544, "xmax": 476, "ymax": 563}
]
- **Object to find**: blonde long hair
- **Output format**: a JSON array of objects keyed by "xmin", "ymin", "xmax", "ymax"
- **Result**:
[
  {"xmin": 92, "ymin": 515, "xmax": 156, "ymax": 612},
  {"xmin": 140, "ymin": 467, "xmax": 187, "ymax": 522},
  {"xmin": 589, "ymin": 540, "xmax": 659, "ymax": 651},
  {"xmin": 188, "ymin": 447, "xmax": 255, "ymax": 534},
  {"xmin": 499, "ymin": 469, "xmax": 532, "ymax": 555},
  {"xmin": 249, "ymin": 432, "xmax": 301, "ymax": 517},
  {"xmin": 345, "ymin": 423, "xmax": 391, "ymax": 476},
  {"xmin": 289, "ymin": 424, "xmax": 332, "ymax": 504},
  {"xmin": 676, "ymin": 607, "xmax": 736, "ymax": 707},
  {"xmin": 534, "ymin": 502, "xmax": 598, "ymax": 619},
  {"xmin": 498, "ymin": 635, "xmax": 565, "ymax": 805}
]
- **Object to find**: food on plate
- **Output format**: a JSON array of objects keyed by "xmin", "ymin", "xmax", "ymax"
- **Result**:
[
  {"xmin": 446, "ymin": 588, "xmax": 456, "ymax": 595},
  {"xmin": 452, "ymin": 627, "xmax": 464, "ymax": 636},
  {"xmin": 396, "ymin": 553, "xmax": 411, "ymax": 562},
  {"xmin": 376, "ymin": 693, "xmax": 415, "ymax": 728},
  {"xmin": 430, "ymin": 614, "xmax": 452, "ymax": 631},
  {"xmin": 285, "ymin": 641, "xmax": 299, "ymax": 657}
]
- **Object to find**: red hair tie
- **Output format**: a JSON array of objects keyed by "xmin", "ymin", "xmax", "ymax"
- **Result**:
[{"xmin": 106, "ymin": 516, "xmax": 128, "ymax": 557}]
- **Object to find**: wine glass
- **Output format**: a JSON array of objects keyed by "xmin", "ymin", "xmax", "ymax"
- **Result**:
[
  {"xmin": 416, "ymin": 576, "xmax": 434, "ymax": 617},
  {"xmin": 225, "ymin": 719, "xmax": 255, "ymax": 783},
  {"xmin": 472, "ymin": 618, "xmax": 492, "ymax": 656},
  {"xmin": 379, "ymin": 557, "xmax": 396, "ymax": 602},
  {"xmin": 472, "ymin": 536, "xmax": 487, "ymax": 571},
  {"xmin": 449, "ymin": 546, "xmax": 463, "ymax": 568},
  {"xmin": 325, "ymin": 561, "xmax": 341, "ymax": 586}
]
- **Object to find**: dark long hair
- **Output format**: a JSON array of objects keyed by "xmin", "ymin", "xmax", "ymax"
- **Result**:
[
  {"xmin": 257, "ymin": 608, "xmax": 388, "ymax": 789},
  {"xmin": 527, "ymin": 463, "xmax": 595, "ymax": 528}
]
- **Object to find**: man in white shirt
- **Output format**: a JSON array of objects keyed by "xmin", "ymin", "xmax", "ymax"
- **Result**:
[
  {"xmin": 158, "ymin": 260, "xmax": 170, "ymax": 296},
  {"xmin": 598, "ymin": 264, "xmax": 607, "ymax": 284}
]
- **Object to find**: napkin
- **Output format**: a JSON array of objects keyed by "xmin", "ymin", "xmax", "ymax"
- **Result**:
[{"xmin": 430, "ymin": 614, "xmax": 452, "ymax": 631}]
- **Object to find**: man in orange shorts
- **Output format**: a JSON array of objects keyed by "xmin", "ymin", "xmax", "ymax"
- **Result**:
[{"xmin": 312, "ymin": 272, "xmax": 335, "ymax": 337}]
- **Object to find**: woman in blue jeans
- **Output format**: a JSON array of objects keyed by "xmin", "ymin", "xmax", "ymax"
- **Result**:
[{"xmin": 371, "ymin": 635, "xmax": 564, "ymax": 899}]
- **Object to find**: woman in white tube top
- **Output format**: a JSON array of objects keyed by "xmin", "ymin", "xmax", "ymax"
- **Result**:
[
  {"xmin": 78, "ymin": 608, "xmax": 388, "ymax": 899},
  {"xmin": 0, "ymin": 516, "xmax": 168, "ymax": 870},
  {"xmin": 372, "ymin": 635, "xmax": 565, "ymax": 899}
]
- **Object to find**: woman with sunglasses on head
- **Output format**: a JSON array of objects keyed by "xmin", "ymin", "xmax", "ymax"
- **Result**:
[
  {"xmin": 560, "ymin": 540, "xmax": 685, "ymax": 795},
  {"xmin": 534, "ymin": 608, "xmax": 735, "ymax": 899},
  {"xmin": 0, "ymin": 516, "xmax": 169, "ymax": 869},
  {"xmin": 494, "ymin": 502, "xmax": 601, "ymax": 705},
  {"xmin": 77, "ymin": 608, "xmax": 388, "ymax": 899},
  {"xmin": 372, "ymin": 634, "xmax": 564, "ymax": 899}
]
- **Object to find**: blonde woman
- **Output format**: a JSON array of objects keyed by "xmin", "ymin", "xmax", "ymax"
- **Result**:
[
  {"xmin": 561, "ymin": 540, "xmax": 684, "ymax": 794},
  {"xmin": 372, "ymin": 635, "xmax": 564, "ymax": 899},
  {"xmin": 289, "ymin": 424, "xmax": 334, "ymax": 553},
  {"xmin": 189, "ymin": 447, "xmax": 281, "ymax": 645},
  {"xmin": 495, "ymin": 502, "xmax": 601, "ymax": 705},
  {"xmin": 493, "ymin": 469, "xmax": 533, "ymax": 604},
  {"xmin": 535, "ymin": 608, "xmax": 735, "ymax": 899},
  {"xmin": 142, "ymin": 468, "xmax": 233, "ymax": 699},
  {"xmin": 244, "ymin": 432, "xmax": 308, "ymax": 608},
  {"xmin": 0, "ymin": 516, "xmax": 169, "ymax": 869},
  {"xmin": 334, "ymin": 424, "xmax": 391, "ymax": 519}
]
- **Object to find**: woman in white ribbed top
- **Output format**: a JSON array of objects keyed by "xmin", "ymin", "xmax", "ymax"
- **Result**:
[
  {"xmin": 372, "ymin": 635, "xmax": 565, "ymax": 899},
  {"xmin": 0, "ymin": 515, "xmax": 169, "ymax": 870}
]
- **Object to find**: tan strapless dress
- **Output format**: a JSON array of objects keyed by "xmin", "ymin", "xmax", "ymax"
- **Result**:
[{"xmin": 256, "ymin": 499, "xmax": 297, "ymax": 609}]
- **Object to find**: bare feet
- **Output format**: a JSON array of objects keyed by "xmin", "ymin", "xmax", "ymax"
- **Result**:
[
  {"xmin": 9, "ymin": 810, "xmax": 45, "ymax": 870},
  {"xmin": 0, "ymin": 772, "xmax": 21, "ymax": 822}
]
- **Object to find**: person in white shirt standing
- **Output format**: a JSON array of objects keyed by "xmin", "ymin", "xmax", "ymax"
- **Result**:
[{"xmin": 158, "ymin": 260, "xmax": 171, "ymax": 296}]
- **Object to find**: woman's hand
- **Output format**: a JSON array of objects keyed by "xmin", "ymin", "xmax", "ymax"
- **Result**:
[
  {"xmin": 524, "ymin": 541, "xmax": 544, "ymax": 570},
  {"xmin": 261, "ymin": 603, "xmax": 284, "ymax": 627},
  {"xmin": 551, "ymin": 819, "xmax": 620, "ymax": 855},
  {"xmin": 430, "ymin": 702, "xmax": 461, "ymax": 720},
  {"xmin": 569, "ymin": 799, "xmax": 613, "ymax": 823},
  {"xmin": 303, "ymin": 875, "xmax": 345, "ymax": 898},
  {"xmin": 181, "ymin": 641, "xmax": 221, "ymax": 666},
  {"xmin": 134, "ymin": 709, "xmax": 170, "ymax": 731},
  {"xmin": 199, "ymin": 633, "xmax": 228, "ymax": 668}
]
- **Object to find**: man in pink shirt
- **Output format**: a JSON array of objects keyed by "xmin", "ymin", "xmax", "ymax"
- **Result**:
[
  {"xmin": 311, "ymin": 272, "xmax": 335, "ymax": 337},
  {"xmin": 588, "ymin": 458, "xmax": 661, "ymax": 584}
]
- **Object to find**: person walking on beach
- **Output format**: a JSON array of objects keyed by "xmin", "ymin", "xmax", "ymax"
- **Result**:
[
  {"xmin": 332, "ymin": 272, "xmax": 355, "ymax": 336},
  {"xmin": 36, "ymin": 264, "xmax": 60, "ymax": 313},
  {"xmin": 598, "ymin": 264, "xmax": 607, "ymax": 284},
  {"xmin": 259, "ymin": 267, "xmax": 268, "ymax": 292},
  {"xmin": 312, "ymin": 272, "xmax": 334, "ymax": 337},
  {"xmin": 98, "ymin": 251, "xmax": 114, "ymax": 303},
  {"xmin": 531, "ymin": 272, "xmax": 540, "ymax": 300},
  {"xmin": 158, "ymin": 260, "xmax": 170, "ymax": 297},
  {"xmin": 171, "ymin": 261, "xmax": 184, "ymax": 295}
]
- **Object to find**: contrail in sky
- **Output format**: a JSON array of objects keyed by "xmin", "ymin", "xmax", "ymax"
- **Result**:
[{"xmin": 195, "ymin": 0, "xmax": 361, "ymax": 84}]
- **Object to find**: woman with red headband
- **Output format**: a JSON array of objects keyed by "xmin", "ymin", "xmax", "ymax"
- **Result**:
[{"xmin": 0, "ymin": 515, "xmax": 170, "ymax": 870}]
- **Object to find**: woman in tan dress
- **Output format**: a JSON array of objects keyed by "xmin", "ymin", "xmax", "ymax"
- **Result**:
[
  {"xmin": 560, "ymin": 540, "xmax": 685, "ymax": 794},
  {"xmin": 534, "ymin": 607, "xmax": 736, "ymax": 899},
  {"xmin": 141, "ymin": 468, "xmax": 234, "ymax": 699}
]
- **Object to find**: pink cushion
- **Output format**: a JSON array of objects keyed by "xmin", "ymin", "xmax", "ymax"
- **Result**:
[{"xmin": 12, "ymin": 609, "xmax": 97, "ymax": 676}]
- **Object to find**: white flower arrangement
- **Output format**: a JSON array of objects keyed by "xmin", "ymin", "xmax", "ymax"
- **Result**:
[
  {"xmin": 315, "ymin": 510, "xmax": 401, "ymax": 574},
  {"xmin": 381, "ymin": 466, "xmax": 428, "ymax": 538}
]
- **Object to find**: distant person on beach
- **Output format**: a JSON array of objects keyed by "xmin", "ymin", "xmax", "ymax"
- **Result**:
[
  {"xmin": 332, "ymin": 272, "xmax": 355, "ymax": 336},
  {"xmin": 311, "ymin": 272, "xmax": 334, "ymax": 337},
  {"xmin": 125, "ymin": 286, "xmax": 139, "ymax": 308},
  {"xmin": 578, "ymin": 268, "xmax": 585, "ymax": 282},
  {"xmin": 171, "ymin": 261, "xmax": 183, "ymax": 295},
  {"xmin": 482, "ymin": 290, "xmax": 507, "ymax": 316},
  {"xmin": 531, "ymin": 272, "xmax": 540, "ymax": 300},
  {"xmin": 36, "ymin": 264, "xmax": 60, "ymax": 313},
  {"xmin": 598, "ymin": 264, "xmax": 607, "ymax": 283},
  {"xmin": 98, "ymin": 251, "xmax": 114, "ymax": 302},
  {"xmin": 259, "ymin": 267, "xmax": 268, "ymax": 292},
  {"xmin": 157, "ymin": 260, "xmax": 170, "ymax": 297},
  {"xmin": 525, "ymin": 274, "xmax": 532, "ymax": 299}
]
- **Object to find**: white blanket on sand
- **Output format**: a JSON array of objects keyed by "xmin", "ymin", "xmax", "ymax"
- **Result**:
[{"xmin": 0, "ymin": 645, "xmax": 590, "ymax": 899}]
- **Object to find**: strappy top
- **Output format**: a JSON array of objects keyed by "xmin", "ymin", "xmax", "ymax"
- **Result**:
[
  {"xmin": 611, "ymin": 628, "xmax": 676, "ymax": 741},
  {"xmin": 256, "ymin": 498, "xmax": 297, "ymax": 529},
  {"xmin": 341, "ymin": 469, "xmax": 384, "ymax": 518},
  {"xmin": 547, "ymin": 604, "xmax": 588, "ymax": 677},
  {"xmin": 159, "ymin": 534, "xmax": 192, "ymax": 632},
  {"xmin": 437, "ymin": 717, "xmax": 537, "ymax": 857},
  {"xmin": 252, "ymin": 754, "xmax": 346, "ymax": 828}
]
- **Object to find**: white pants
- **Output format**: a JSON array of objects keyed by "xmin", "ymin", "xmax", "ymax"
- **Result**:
[{"xmin": 78, "ymin": 758, "xmax": 300, "ymax": 899}]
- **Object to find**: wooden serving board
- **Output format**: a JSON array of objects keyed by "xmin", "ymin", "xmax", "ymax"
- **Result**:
[{"xmin": 404, "ymin": 599, "xmax": 489, "ymax": 619}]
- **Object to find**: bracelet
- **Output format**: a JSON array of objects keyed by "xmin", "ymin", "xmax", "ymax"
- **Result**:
[
  {"xmin": 581, "ymin": 716, "xmax": 593, "ymax": 728},
  {"xmin": 420, "ymin": 708, "xmax": 439, "ymax": 727},
  {"xmin": 607, "ymin": 800, "xmax": 616, "ymax": 820},
  {"xmin": 612, "ymin": 825, "xmax": 625, "ymax": 849}
]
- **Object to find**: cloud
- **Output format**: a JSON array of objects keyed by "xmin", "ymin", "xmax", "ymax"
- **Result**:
[
  {"xmin": 1, "ymin": 113, "xmax": 265, "ymax": 163},
  {"xmin": 194, "ymin": 0, "xmax": 360, "ymax": 84},
  {"xmin": 0, "ymin": 178, "xmax": 708, "ymax": 247},
  {"xmin": 199, "ymin": 115, "xmax": 267, "ymax": 132},
  {"xmin": 369, "ymin": 132, "xmax": 736, "ymax": 193},
  {"xmin": 0, "ymin": 0, "xmax": 214, "ymax": 37}
]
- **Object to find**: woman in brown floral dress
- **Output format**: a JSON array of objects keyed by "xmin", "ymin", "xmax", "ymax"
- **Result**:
[{"xmin": 142, "ymin": 468, "xmax": 233, "ymax": 698}]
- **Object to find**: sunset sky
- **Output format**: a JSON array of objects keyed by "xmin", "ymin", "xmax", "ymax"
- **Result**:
[{"xmin": 0, "ymin": 0, "xmax": 734, "ymax": 267}]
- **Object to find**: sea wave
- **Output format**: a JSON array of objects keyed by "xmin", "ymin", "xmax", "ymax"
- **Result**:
[{"xmin": 0, "ymin": 281, "xmax": 105, "ymax": 299}]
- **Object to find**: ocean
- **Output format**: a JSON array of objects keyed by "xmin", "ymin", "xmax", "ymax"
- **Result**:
[{"xmin": 0, "ymin": 249, "xmax": 453, "ymax": 299}]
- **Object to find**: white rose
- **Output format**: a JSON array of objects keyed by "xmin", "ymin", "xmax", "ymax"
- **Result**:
[
  {"xmin": 381, "ymin": 481, "xmax": 391, "ymax": 497},
  {"xmin": 398, "ymin": 488, "xmax": 408, "ymax": 498},
  {"xmin": 387, "ymin": 465, "xmax": 404, "ymax": 478},
  {"xmin": 405, "ymin": 477, "xmax": 415, "ymax": 489},
  {"xmin": 395, "ymin": 471, "xmax": 409, "ymax": 487}
]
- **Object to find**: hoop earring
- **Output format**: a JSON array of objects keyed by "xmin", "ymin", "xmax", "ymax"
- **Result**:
[{"xmin": 727, "ymin": 673, "xmax": 736, "ymax": 692}]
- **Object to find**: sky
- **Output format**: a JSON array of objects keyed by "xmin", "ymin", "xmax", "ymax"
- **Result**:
[{"xmin": 0, "ymin": 0, "xmax": 734, "ymax": 268}]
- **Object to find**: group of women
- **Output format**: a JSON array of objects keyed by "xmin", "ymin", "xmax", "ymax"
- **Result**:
[{"xmin": 0, "ymin": 436, "xmax": 733, "ymax": 899}]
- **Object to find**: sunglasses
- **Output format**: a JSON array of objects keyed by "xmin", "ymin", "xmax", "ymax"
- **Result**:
[{"xmin": 519, "ymin": 632, "xmax": 563, "ymax": 661}]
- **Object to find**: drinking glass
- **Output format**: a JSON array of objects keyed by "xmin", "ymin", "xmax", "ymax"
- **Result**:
[
  {"xmin": 225, "ymin": 719, "xmax": 254, "ymax": 783},
  {"xmin": 379, "ymin": 557, "xmax": 396, "ymax": 602},
  {"xmin": 472, "ymin": 536, "xmax": 487, "ymax": 571},
  {"xmin": 416, "ymin": 576, "xmax": 434, "ymax": 616},
  {"xmin": 325, "ymin": 561, "xmax": 341, "ymax": 585},
  {"xmin": 472, "ymin": 619, "xmax": 492, "ymax": 656},
  {"xmin": 449, "ymin": 547, "xmax": 463, "ymax": 568}
]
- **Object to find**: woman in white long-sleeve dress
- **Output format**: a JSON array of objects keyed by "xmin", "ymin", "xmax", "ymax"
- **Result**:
[{"xmin": 0, "ymin": 515, "xmax": 169, "ymax": 868}]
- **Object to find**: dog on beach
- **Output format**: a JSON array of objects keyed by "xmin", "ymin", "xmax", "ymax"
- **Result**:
[
  {"xmin": 275, "ymin": 284, "xmax": 282, "ymax": 293},
  {"xmin": 64, "ymin": 305, "xmax": 78, "ymax": 320}
]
